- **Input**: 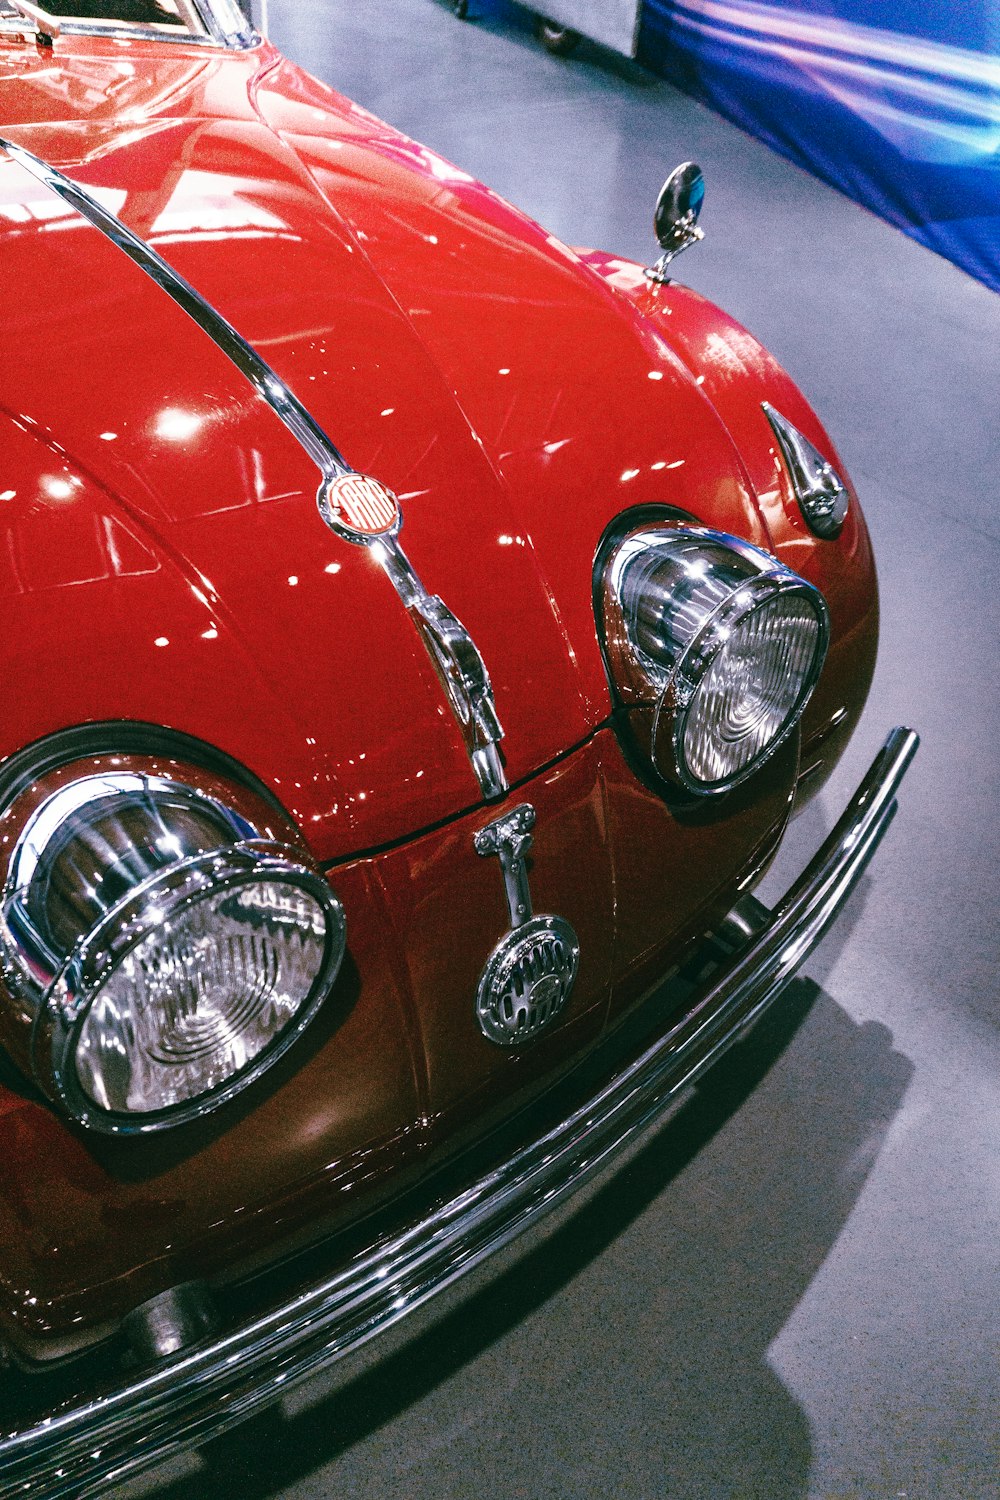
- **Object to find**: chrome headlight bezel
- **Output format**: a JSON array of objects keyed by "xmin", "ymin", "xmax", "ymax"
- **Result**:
[
  {"xmin": 0, "ymin": 740, "xmax": 346, "ymax": 1135},
  {"xmin": 597, "ymin": 518, "xmax": 830, "ymax": 796}
]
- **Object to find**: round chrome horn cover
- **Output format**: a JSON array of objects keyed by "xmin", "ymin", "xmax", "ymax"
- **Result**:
[{"xmin": 476, "ymin": 915, "xmax": 579, "ymax": 1047}]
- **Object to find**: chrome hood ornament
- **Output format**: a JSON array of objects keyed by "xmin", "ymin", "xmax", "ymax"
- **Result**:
[
  {"xmin": 473, "ymin": 803, "xmax": 579, "ymax": 1046},
  {"xmin": 2, "ymin": 137, "xmax": 507, "ymax": 803},
  {"xmin": 318, "ymin": 473, "xmax": 505, "ymax": 799}
]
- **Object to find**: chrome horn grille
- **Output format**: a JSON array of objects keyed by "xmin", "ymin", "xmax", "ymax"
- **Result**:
[{"xmin": 476, "ymin": 915, "xmax": 579, "ymax": 1046}]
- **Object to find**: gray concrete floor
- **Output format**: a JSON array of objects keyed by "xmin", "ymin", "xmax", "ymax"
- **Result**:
[{"xmin": 139, "ymin": 3, "xmax": 1000, "ymax": 1496}]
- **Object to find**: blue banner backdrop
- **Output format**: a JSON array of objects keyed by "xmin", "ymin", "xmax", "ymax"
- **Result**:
[{"xmin": 638, "ymin": 0, "xmax": 1000, "ymax": 293}]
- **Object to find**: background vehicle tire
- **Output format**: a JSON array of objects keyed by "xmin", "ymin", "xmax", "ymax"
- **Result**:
[{"xmin": 535, "ymin": 16, "xmax": 580, "ymax": 54}]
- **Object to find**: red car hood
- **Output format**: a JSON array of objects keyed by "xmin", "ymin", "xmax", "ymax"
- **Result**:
[{"xmin": 0, "ymin": 38, "xmax": 770, "ymax": 859}]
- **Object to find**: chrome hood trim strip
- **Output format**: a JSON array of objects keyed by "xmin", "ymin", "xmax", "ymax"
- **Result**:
[
  {"xmin": 0, "ymin": 138, "xmax": 507, "ymax": 800},
  {"xmin": 0, "ymin": 138, "xmax": 347, "ymax": 480}
]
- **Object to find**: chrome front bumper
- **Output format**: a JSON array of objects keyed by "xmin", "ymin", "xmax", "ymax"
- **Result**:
[{"xmin": 0, "ymin": 727, "xmax": 918, "ymax": 1500}]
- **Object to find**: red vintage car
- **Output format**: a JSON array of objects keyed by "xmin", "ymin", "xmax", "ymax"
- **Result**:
[{"xmin": 0, "ymin": 2, "xmax": 916, "ymax": 1493}]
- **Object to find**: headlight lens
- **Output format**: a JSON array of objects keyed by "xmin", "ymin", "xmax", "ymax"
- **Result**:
[
  {"xmin": 675, "ymin": 590, "xmax": 826, "ymax": 787},
  {"xmin": 75, "ymin": 878, "xmax": 331, "ymax": 1116},
  {"xmin": 599, "ymin": 522, "xmax": 829, "ymax": 794},
  {"xmin": 0, "ymin": 761, "xmax": 345, "ymax": 1133}
]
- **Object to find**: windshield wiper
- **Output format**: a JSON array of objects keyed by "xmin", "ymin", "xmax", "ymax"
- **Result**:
[{"xmin": 4, "ymin": 0, "xmax": 61, "ymax": 44}]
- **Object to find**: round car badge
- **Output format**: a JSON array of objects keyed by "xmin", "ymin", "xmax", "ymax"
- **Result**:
[{"xmin": 320, "ymin": 473, "xmax": 401, "ymax": 544}]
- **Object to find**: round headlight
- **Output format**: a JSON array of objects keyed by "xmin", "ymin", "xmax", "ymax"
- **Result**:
[
  {"xmin": 0, "ymin": 761, "xmax": 345, "ymax": 1133},
  {"xmin": 599, "ymin": 523, "xmax": 829, "ymax": 794}
]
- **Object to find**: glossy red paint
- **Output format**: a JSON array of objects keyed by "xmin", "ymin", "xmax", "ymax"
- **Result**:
[
  {"xmin": 0, "ymin": 729, "xmax": 795, "ymax": 1354},
  {"xmin": 0, "ymin": 846, "xmax": 424, "ymax": 1353},
  {"xmin": 576, "ymin": 251, "xmax": 879, "ymax": 786},
  {"xmin": 0, "ymin": 36, "xmax": 809, "ymax": 860},
  {"xmin": 0, "ymin": 29, "xmax": 877, "ymax": 1352}
]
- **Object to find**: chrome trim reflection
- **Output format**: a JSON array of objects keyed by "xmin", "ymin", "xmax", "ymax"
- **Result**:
[
  {"xmin": 0, "ymin": 139, "xmax": 353, "ymax": 483},
  {"xmin": 325, "ymin": 510, "xmax": 507, "ymax": 801},
  {"xmin": 474, "ymin": 802, "xmax": 537, "ymax": 928},
  {"xmin": 0, "ymin": 728, "xmax": 918, "ymax": 1500},
  {"xmin": 0, "ymin": 0, "xmax": 258, "ymax": 47},
  {"xmin": 4, "ymin": 2, "xmax": 59, "ymax": 44},
  {"xmin": 195, "ymin": 0, "xmax": 258, "ymax": 46},
  {"xmin": 0, "ymin": 140, "xmax": 507, "ymax": 801}
]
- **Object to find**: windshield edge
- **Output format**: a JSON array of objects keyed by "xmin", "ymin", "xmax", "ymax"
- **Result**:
[{"xmin": 0, "ymin": 1, "xmax": 259, "ymax": 49}]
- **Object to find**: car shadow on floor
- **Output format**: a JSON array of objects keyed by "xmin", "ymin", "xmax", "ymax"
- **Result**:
[{"xmin": 134, "ymin": 877, "xmax": 913, "ymax": 1500}]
